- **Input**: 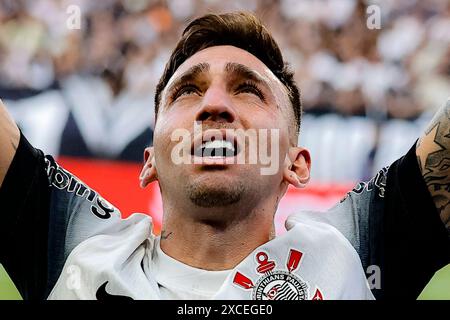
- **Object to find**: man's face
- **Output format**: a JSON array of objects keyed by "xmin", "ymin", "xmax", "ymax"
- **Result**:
[{"xmin": 153, "ymin": 45, "xmax": 294, "ymax": 218}]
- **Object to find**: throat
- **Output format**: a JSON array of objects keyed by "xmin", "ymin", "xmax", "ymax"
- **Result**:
[{"xmin": 158, "ymin": 216, "xmax": 273, "ymax": 271}]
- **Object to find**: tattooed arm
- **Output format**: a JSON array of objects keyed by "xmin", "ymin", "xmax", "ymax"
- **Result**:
[
  {"xmin": 0, "ymin": 99, "xmax": 20, "ymax": 188},
  {"xmin": 416, "ymin": 99, "xmax": 450, "ymax": 234}
]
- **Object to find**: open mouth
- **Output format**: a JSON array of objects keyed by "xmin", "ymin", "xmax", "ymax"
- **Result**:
[{"xmin": 191, "ymin": 131, "xmax": 240, "ymax": 158}]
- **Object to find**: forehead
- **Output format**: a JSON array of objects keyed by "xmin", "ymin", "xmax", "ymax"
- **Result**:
[{"xmin": 165, "ymin": 45, "xmax": 284, "ymax": 91}]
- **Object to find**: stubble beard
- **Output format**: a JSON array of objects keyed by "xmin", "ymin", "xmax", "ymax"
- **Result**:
[{"xmin": 186, "ymin": 180, "xmax": 246, "ymax": 208}]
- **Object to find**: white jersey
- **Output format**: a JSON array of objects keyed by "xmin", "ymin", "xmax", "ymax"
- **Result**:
[
  {"xmin": 47, "ymin": 212, "xmax": 374, "ymax": 300},
  {"xmin": 3, "ymin": 134, "xmax": 446, "ymax": 300}
]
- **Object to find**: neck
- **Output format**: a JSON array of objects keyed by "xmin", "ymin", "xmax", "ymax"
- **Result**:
[{"xmin": 158, "ymin": 198, "xmax": 277, "ymax": 271}]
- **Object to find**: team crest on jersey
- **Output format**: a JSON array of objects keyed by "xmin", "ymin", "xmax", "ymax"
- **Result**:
[{"xmin": 233, "ymin": 249, "xmax": 324, "ymax": 300}]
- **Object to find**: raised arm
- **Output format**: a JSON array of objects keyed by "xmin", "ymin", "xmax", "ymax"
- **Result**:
[
  {"xmin": 416, "ymin": 99, "xmax": 450, "ymax": 234},
  {"xmin": 0, "ymin": 99, "xmax": 20, "ymax": 188}
]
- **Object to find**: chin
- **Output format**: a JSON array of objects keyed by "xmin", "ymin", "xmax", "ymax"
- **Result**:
[{"xmin": 186, "ymin": 176, "xmax": 246, "ymax": 208}]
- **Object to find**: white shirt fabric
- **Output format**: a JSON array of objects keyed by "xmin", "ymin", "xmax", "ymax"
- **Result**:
[
  {"xmin": 47, "ymin": 213, "xmax": 375, "ymax": 300},
  {"xmin": 151, "ymin": 238, "xmax": 232, "ymax": 299}
]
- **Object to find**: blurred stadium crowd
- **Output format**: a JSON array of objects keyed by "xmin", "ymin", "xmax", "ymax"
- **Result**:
[{"xmin": 0, "ymin": 0, "xmax": 449, "ymax": 182}]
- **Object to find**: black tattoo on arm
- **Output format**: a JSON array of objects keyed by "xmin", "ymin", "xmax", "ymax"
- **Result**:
[{"xmin": 417, "ymin": 100, "xmax": 450, "ymax": 234}]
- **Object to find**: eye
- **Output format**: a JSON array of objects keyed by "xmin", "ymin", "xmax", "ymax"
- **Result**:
[
  {"xmin": 235, "ymin": 82, "xmax": 265, "ymax": 102},
  {"xmin": 171, "ymin": 83, "xmax": 201, "ymax": 101}
]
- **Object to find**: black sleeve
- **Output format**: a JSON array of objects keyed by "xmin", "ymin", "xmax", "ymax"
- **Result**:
[
  {"xmin": 381, "ymin": 142, "xmax": 450, "ymax": 299},
  {"xmin": 0, "ymin": 133, "xmax": 51, "ymax": 300},
  {"xmin": 300, "ymin": 141, "xmax": 450, "ymax": 300},
  {"xmin": 0, "ymin": 132, "xmax": 124, "ymax": 300}
]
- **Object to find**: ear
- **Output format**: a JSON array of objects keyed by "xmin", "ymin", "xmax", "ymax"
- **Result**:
[
  {"xmin": 283, "ymin": 147, "xmax": 311, "ymax": 188},
  {"xmin": 139, "ymin": 147, "xmax": 158, "ymax": 188}
]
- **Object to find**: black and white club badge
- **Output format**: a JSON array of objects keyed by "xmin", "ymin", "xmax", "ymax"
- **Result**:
[{"xmin": 233, "ymin": 249, "xmax": 324, "ymax": 300}]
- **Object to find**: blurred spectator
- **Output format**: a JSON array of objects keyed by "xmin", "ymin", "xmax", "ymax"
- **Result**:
[{"xmin": 0, "ymin": 0, "xmax": 448, "ymax": 179}]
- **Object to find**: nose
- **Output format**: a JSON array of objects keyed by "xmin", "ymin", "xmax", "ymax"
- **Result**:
[{"xmin": 195, "ymin": 86, "xmax": 236, "ymax": 123}]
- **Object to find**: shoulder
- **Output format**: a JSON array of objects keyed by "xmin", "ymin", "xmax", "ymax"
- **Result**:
[
  {"xmin": 44, "ymin": 155, "xmax": 119, "ymax": 220},
  {"xmin": 285, "ymin": 214, "xmax": 361, "ymax": 262},
  {"xmin": 43, "ymin": 154, "xmax": 154, "ymax": 265},
  {"xmin": 283, "ymin": 213, "xmax": 373, "ymax": 298}
]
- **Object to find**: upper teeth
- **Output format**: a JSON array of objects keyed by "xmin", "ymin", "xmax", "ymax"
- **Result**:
[{"xmin": 201, "ymin": 140, "xmax": 234, "ymax": 151}]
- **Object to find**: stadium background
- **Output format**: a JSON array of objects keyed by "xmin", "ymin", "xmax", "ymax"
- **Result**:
[{"xmin": 0, "ymin": 0, "xmax": 449, "ymax": 299}]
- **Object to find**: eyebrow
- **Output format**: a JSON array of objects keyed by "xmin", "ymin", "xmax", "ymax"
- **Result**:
[
  {"xmin": 165, "ymin": 61, "xmax": 273, "ymax": 103},
  {"xmin": 225, "ymin": 62, "xmax": 266, "ymax": 83},
  {"xmin": 225, "ymin": 62, "xmax": 273, "ymax": 93},
  {"xmin": 166, "ymin": 62, "xmax": 210, "ymax": 97}
]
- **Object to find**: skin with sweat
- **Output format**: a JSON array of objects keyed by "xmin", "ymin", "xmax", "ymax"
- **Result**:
[{"xmin": 140, "ymin": 45, "xmax": 311, "ymax": 270}]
